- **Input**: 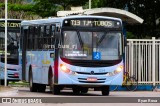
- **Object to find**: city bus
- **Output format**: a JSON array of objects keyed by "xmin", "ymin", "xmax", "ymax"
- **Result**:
[
  {"xmin": 20, "ymin": 15, "xmax": 125, "ymax": 95},
  {"xmin": 0, "ymin": 19, "xmax": 21, "ymax": 85}
]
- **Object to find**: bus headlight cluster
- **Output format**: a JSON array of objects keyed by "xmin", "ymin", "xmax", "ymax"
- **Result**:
[
  {"xmin": 60, "ymin": 64, "xmax": 76, "ymax": 75},
  {"xmin": 0, "ymin": 67, "xmax": 4, "ymax": 72},
  {"xmin": 107, "ymin": 65, "xmax": 123, "ymax": 76}
]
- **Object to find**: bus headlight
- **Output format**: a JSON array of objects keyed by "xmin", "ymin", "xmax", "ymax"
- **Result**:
[
  {"xmin": 107, "ymin": 65, "xmax": 123, "ymax": 76},
  {"xmin": 0, "ymin": 67, "xmax": 4, "ymax": 72},
  {"xmin": 60, "ymin": 64, "xmax": 77, "ymax": 75},
  {"xmin": 60, "ymin": 64, "xmax": 70, "ymax": 73}
]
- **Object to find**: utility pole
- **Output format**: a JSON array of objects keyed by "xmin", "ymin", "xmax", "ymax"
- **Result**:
[
  {"xmin": 5, "ymin": 0, "xmax": 8, "ymax": 86},
  {"xmin": 89, "ymin": 0, "xmax": 91, "ymax": 9}
]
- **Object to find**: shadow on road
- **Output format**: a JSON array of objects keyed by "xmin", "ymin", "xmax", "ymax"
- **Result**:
[
  {"xmin": 19, "ymin": 88, "xmax": 103, "ymax": 96},
  {"xmin": 47, "ymin": 90, "xmax": 102, "ymax": 96}
]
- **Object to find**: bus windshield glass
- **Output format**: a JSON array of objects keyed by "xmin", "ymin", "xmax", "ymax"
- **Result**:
[
  {"xmin": 61, "ymin": 31, "xmax": 122, "ymax": 60},
  {"xmin": 0, "ymin": 31, "xmax": 19, "ymax": 64}
]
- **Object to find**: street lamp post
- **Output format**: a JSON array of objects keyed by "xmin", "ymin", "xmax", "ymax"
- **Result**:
[
  {"xmin": 4, "ymin": 0, "xmax": 8, "ymax": 86},
  {"xmin": 89, "ymin": 0, "xmax": 91, "ymax": 9}
]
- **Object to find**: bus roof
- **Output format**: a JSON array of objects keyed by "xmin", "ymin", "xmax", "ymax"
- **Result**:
[{"xmin": 21, "ymin": 15, "xmax": 122, "ymax": 26}]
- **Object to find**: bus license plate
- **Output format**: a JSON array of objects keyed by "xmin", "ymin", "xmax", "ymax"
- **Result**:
[{"xmin": 87, "ymin": 77, "xmax": 97, "ymax": 81}]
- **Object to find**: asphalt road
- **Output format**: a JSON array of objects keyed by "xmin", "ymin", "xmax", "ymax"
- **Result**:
[
  {"xmin": 6, "ymin": 87, "xmax": 160, "ymax": 97},
  {"xmin": 0, "ymin": 87, "xmax": 160, "ymax": 106}
]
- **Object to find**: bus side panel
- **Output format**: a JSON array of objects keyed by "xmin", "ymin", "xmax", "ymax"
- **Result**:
[
  {"xmin": 26, "ymin": 51, "xmax": 54, "ymax": 84},
  {"xmin": 39, "ymin": 51, "xmax": 54, "ymax": 84}
]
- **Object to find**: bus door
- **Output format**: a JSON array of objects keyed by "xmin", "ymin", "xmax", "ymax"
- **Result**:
[
  {"xmin": 21, "ymin": 26, "xmax": 28, "ymax": 81},
  {"xmin": 41, "ymin": 24, "xmax": 56, "ymax": 83}
]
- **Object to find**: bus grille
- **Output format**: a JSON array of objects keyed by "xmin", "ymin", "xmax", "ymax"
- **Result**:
[
  {"xmin": 7, "ymin": 68, "xmax": 17, "ymax": 71},
  {"xmin": 8, "ymin": 74, "xmax": 19, "ymax": 78},
  {"xmin": 76, "ymin": 72, "xmax": 108, "ymax": 75}
]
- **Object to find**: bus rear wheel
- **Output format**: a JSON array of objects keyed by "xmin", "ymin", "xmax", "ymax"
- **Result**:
[
  {"xmin": 37, "ymin": 84, "xmax": 46, "ymax": 92},
  {"xmin": 101, "ymin": 86, "xmax": 110, "ymax": 96},
  {"xmin": 0, "ymin": 80, "xmax": 9, "ymax": 85},
  {"xmin": 29, "ymin": 70, "xmax": 38, "ymax": 92}
]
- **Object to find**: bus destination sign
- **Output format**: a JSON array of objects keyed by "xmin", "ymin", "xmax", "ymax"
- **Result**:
[
  {"xmin": 63, "ymin": 19, "xmax": 121, "ymax": 28},
  {"xmin": 0, "ymin": 22, "xmax": 21, "ymax": 28}
]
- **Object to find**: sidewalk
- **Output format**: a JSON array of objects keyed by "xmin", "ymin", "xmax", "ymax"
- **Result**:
[{"xmin": 0, "ymin": 86, "xmax": 18, "ymax": 96}]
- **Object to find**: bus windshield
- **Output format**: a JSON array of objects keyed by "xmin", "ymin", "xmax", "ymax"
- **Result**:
[
  {"xmin": 61, "ymin": 30, "xmax": 122, "ymax": 60},
  {"xmin": 0, "ymin": 31, "xmax": 19, "ymax": 64}
]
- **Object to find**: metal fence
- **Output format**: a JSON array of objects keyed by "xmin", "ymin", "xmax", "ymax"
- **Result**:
[{"xmin": 125, "ymin": 37, "xmax": 160, "ymax": 86}]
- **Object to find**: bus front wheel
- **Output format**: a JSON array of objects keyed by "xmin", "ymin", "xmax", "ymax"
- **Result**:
[
  {"xmin": 81, "ymin": 88, "xmax": 88, "ymax": 93},
  {"xmin": 49, "ymin": 73, "xmax": 60, "ymax": 95},
  {"xmin": 72, "ymin": 87, "xmax": 80, "ymax": 94},
  {"xmin": 101, "ymin": 86, "xmax": 110, "ymax": 96},
  {"xmin": 53, "ymin": 85, "xmax": 60, "ymax": 95},
  {"xmin": 37, "ymin": 84, "xmax": 46, "ymax": 92}
]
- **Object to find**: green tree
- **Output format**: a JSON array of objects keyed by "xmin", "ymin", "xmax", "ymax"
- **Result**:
[
  {"xmin": 88, "ymin": 0, "xmax": 160, "ymax": 38},
  {"xmin": 33, "ymin": 0, "xmax": 60, "ymax": 17},
  {"xmin": 33, "ymin": 0, "xmax": 88, "ymax": 17},
  {"xmin": 48, "ymin": 0, "xmax": 88, "ymax": 10},
  {"xmin": 0, "ymin": 0, "xmax": 40, "ymax": 19}
]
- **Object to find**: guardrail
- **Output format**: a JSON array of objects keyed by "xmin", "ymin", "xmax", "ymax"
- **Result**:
[{"xmin": 126, "ymin": 37, "xmax": 160, "ymax": 86}]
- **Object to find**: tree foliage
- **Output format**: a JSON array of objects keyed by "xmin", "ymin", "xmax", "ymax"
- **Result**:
[
  {"xmin": 0, "ymin": 0, "xmax": 159, "ymax": 38},
  {"xmin": 33, "ymin": 0, "xmax": 88, "ymax": 17},
  {"xmin": 33, "ymin": 0, "xmax": 59, "ymax": 18},
  {"xmin": 0, "ymin": 1, "xmax": 40, "ymax": 19},
  {"xmin": 52, "ymin": 0, "xmax": 88, "ymax": 10},
  {"xmin": 90, "ymin": 0, "xmax": 160, "ymax": 38}
]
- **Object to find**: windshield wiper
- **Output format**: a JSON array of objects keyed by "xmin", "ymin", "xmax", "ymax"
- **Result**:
[
  {"xmin": 76, "ymin": 31, "xmax": 83, "ymax": 49},
  {"xmin": 97, "ymin": 32, "xmax": 107, "ymax": 47}
]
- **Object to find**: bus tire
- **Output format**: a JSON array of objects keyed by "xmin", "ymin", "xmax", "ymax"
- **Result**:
[
  {"xmin": 0, "ymin": 80, "xmax": 9, "ymax": 85},
  {"xmin": 29, "ymin": 68, "xmax": 38, "ymax": 92},
  {"xmin": 72, "ymin": 87, "xmax": 80, "ymax": 94},
  {"xmin": 48, "ymin": 71, "xmax": 60, "ymax": 95},
  {"xmin": 53, "ymin": 85, "xmax": 60, "ymax": 95},
  {"xmin": 81, "ymin": 88, "xmax": 88, "ymax": 93},
  {"xmin": 38, "ymin": 84, "xmax": 46, "ymax": 92},
  {"xmin": 49, "ymin": 70, "xmax": 54, "ymax": 93},
  {"xmin": 101, "ymin": 86, "xmax": 110, "ymax": 96}
]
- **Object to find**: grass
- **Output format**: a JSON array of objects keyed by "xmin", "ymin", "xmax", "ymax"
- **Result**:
[{"xmin": 8, "ymin": 81, "xmax": 29, "ymax": 87}]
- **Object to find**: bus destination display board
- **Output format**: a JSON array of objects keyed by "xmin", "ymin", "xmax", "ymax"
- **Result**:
[{"xmin": 63, "ymin": 18, "xmax": 121, "ymax": 28}]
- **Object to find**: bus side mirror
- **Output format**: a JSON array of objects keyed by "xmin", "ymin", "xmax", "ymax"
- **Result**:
[{"xmin": 50, "ymin": 53, "xmax": 55, "ymax": 58}]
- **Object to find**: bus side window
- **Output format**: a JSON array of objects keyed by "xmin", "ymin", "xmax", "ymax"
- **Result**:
[
  {"xmin": 34, "ymin": 26, "xmax": 39, "ymax": 50},
  {"xmin": 32, "ymin": 26, "xmax": 36, "ymax": 50},
  {"xmin": 27, "ymin": 26, "xmax": 33, "ymax": 50},
  {"xmin": 43, "ymin": 25, "xmax": 49, "ymax": 49},
  {"xmin": 38, "ymin": 26, "xmax": 44, "ymax": 49},
  {"xmin": 43, "ymin": 25, "xmax": 55, "ymax": 50},
  {"xmin": 26, "ymin": 27, "xmax": 29, "ymax": 50},
  {"xmin": 51, "ymin": 25, "xmax": 56, "ymax": 49}
]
